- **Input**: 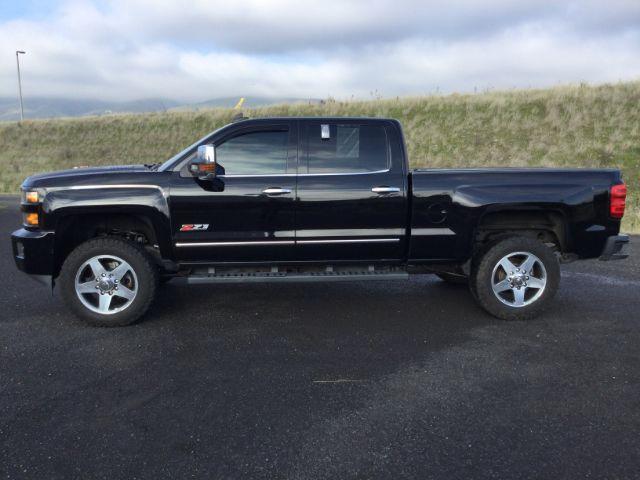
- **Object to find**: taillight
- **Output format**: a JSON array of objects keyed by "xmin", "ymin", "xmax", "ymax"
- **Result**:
[{"xmin": 610, "ymin": 183, "xmax": 627, "ymax": 219}]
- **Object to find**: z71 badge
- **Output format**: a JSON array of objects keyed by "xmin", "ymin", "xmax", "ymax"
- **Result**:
[{"xmin": 180, "ymin": 224, "xmax": 209, "ymax": 231}]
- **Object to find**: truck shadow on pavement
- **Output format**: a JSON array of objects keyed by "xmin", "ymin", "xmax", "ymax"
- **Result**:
[{"xmin": 142, "ymin": 276, "xmax": 496, "ymax": 378}]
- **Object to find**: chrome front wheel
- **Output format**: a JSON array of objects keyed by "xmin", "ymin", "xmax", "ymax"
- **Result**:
[
  {"xmin": 75, "ymin": 255, "xmax": 139, "ymax": 315},
  {"xmin": 60, "ymin": 236, "xmax": 158, "ymax": 327}
]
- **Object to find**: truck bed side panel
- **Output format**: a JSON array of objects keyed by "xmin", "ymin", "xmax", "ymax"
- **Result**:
[{"xmin": 409, "ymin": 168, "xmax": 623, "ymax": 262}]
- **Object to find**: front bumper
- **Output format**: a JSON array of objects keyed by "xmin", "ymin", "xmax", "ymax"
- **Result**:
[
  {"xmin": 599, "ymin": 234, "xmax": 630, "ymax": 261},
  {"xmin": 11, "ymin": 228, "xmax": 56, "ymax": 283}
]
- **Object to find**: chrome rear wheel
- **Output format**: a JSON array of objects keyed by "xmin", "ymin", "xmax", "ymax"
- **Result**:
[
  {"xmin": 491, "ymin": 251, "xmax": 547, "ymax": 308},
  {"xmin": 471, "ymin": 236, "xmax": 560, "ymax": 321}
]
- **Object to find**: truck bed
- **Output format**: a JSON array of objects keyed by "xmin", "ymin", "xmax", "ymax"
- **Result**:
[{"xmin": 408, "ymin": 167, "xmax": 623, "ymax": 262}]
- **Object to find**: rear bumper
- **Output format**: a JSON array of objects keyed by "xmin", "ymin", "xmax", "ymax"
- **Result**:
[
  {"xmin": 11, "ymin": 228, "xmax": 55, "ymax": 283},
  {"xmin": 599, "ymin": 234, "xmax": 629, "ymax": 261}
]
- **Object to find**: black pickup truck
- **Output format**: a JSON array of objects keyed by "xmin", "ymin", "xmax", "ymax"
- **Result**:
[{"xmin": 11, "ymin": 117, "xmax": 629, "ymax": 326}]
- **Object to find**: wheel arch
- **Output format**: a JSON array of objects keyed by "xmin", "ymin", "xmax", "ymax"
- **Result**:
[
  {"xmin": 52, "ymin": 209, "xmax": 172, "ymax": 278},
  {"xmin": 473, "ymin": 207, "xmax": 569, "ymax": 255}
]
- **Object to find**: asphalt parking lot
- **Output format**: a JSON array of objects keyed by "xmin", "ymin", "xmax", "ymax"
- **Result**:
[{"xmin": 1, "ymin": 194, "xmax": 639, "ymax": 479}]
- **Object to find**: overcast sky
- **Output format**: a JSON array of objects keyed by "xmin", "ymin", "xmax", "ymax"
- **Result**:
[{"xmin": 1, "ymin": 0, "xmax": 639, "ymax": 102}]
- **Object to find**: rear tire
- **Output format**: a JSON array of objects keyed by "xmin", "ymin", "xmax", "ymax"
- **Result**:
[
  {"xmin": 59, "ymin": 237, "xmax": 158, "ymax": 327},
  {"xmin": 470, "ymin": 236, "xmax": 560, "ymax": 320}
]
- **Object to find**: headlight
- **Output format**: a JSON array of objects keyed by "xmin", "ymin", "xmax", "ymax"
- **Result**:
[
  {"xmin": 25, "ymin": 191, "xmax": 39, "ymax": 203},
  {"xmin": 22, "ymin": 190, "xmax": 41, "ymax": 204}
]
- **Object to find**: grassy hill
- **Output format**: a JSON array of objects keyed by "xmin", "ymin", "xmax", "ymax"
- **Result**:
[{"xmin": 0, "ymin": 82, "xmax": 638, "ymax": 231}]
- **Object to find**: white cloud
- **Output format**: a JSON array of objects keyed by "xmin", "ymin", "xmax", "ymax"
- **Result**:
[{"xmin": 0, "ymin": 0, "xmax": 639, "ymax": 102}]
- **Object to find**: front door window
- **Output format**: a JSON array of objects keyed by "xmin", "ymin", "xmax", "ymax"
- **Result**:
[{"xmin": 216, "ymin": 130, "xmax": 289, "ymax": 175}]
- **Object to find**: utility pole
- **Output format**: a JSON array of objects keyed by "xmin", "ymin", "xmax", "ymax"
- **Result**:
[{"xmin": 16, "ymin": 50, "xmax": 26, "ymax": 121}]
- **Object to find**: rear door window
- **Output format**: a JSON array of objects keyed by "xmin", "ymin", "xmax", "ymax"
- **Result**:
[{"xmin": 306, "ymin": 124, "xmax": 388, "ymax": 174}]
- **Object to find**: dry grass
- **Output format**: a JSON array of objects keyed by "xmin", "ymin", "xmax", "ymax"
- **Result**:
[{"xmin": 0, "ymin": 81, "xmax": 638, "ymax": 231}]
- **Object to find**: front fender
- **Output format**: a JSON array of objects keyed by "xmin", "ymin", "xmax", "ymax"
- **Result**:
[{"xmin": 42, "ymin": 185, "xmax": 173, "ymax": 258}]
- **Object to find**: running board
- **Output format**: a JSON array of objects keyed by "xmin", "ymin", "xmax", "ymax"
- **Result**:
[{"xmin": 178, "ymin": 266, "xmax": 409, "ymax": 284}]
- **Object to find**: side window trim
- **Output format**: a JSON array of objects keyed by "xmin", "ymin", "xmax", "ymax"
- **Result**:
[{"xmin": 302, "ymin": 121, "xmax": 391, "ymax": 176}]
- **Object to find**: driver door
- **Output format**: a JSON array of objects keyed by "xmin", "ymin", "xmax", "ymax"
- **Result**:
[{"xmin": 169, "ymin": 121, "xmax": 298, "ymax": 263}]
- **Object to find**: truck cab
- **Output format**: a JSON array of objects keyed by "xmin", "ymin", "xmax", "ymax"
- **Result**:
[{"xmin": 168, "ymin": 118, "xmax": 408, "ymax": 264}]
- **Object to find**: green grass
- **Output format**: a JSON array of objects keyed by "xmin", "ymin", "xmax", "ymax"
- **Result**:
[{"xmin": 1, "ymin": 81, "xmax": 638, "ymax": 231}]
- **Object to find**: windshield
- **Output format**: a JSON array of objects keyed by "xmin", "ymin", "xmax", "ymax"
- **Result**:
[{"xmin": 157, "ymin": 124, "xmax": 228, "ymax": 172}]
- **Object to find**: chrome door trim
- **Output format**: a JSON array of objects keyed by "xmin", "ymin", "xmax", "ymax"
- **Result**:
[
  {"xmin": 175, "ymin": 238, "xmax": 400, "ymax": 247},
  {"xmin": 295, "ymin": 228, "xmax": 404, "ymax": 238},
  {"xmin": 298, "ymin": 169, "xmax": 390, "ymax": 177},
  {"xmin": 175, "ymin": 240, "xmax": 295, "ymax": 247},
  {"xmin": 411, "ymin": 228, "xmax": 455, "ymax": 236},
  {"xmin": 218, "ymin": 169, "xmax": 390, "ymax": 178},
  {"xmin": 297, "ymin": 238, "xmax": 400, "ymax": 244}
]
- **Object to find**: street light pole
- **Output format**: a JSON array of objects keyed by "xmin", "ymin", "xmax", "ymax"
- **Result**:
[{"xmin": 16, "ymin": 50, "xmax": 26, "ymax": 122}]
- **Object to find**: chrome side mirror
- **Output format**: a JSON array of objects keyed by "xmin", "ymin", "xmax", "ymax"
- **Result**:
[
  {"xmin": 197, "ymin": 145, "xmax": 215, "ymax": 163},
  {"xmin": 189, "ymin": 145, "xmax": 217, "ymax": 179}
]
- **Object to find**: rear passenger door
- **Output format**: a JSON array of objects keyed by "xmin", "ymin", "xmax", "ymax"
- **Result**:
[{"xmin": 295, "ymin": 120, "xmax": 408, "ymax": 262}]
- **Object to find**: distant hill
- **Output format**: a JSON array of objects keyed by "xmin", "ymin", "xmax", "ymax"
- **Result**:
[
  {"xmin": 0, "ymin": 96, "xmax": 318, "ymax": 121},
  {"xmin": 0, "ymin": 97, "xmax": 180, "ymax": 121}
]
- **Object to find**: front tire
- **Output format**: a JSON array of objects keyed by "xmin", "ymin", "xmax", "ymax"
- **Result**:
[
  {"xmin": 59, "ymin": 237, "xmax": 158, "ymax": 327},
  {"xmin": 470, "ymin": 236, "xmax": 560, "ymax": 320}
]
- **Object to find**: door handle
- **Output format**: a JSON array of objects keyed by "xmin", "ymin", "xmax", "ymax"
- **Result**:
[
  {"xmin": 371, "ymin": 186, "xmax": 400, "ymax": 194},
  {"xmin": 262, "ymin": 187, "xmax": 292, "ymax": 195}
]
